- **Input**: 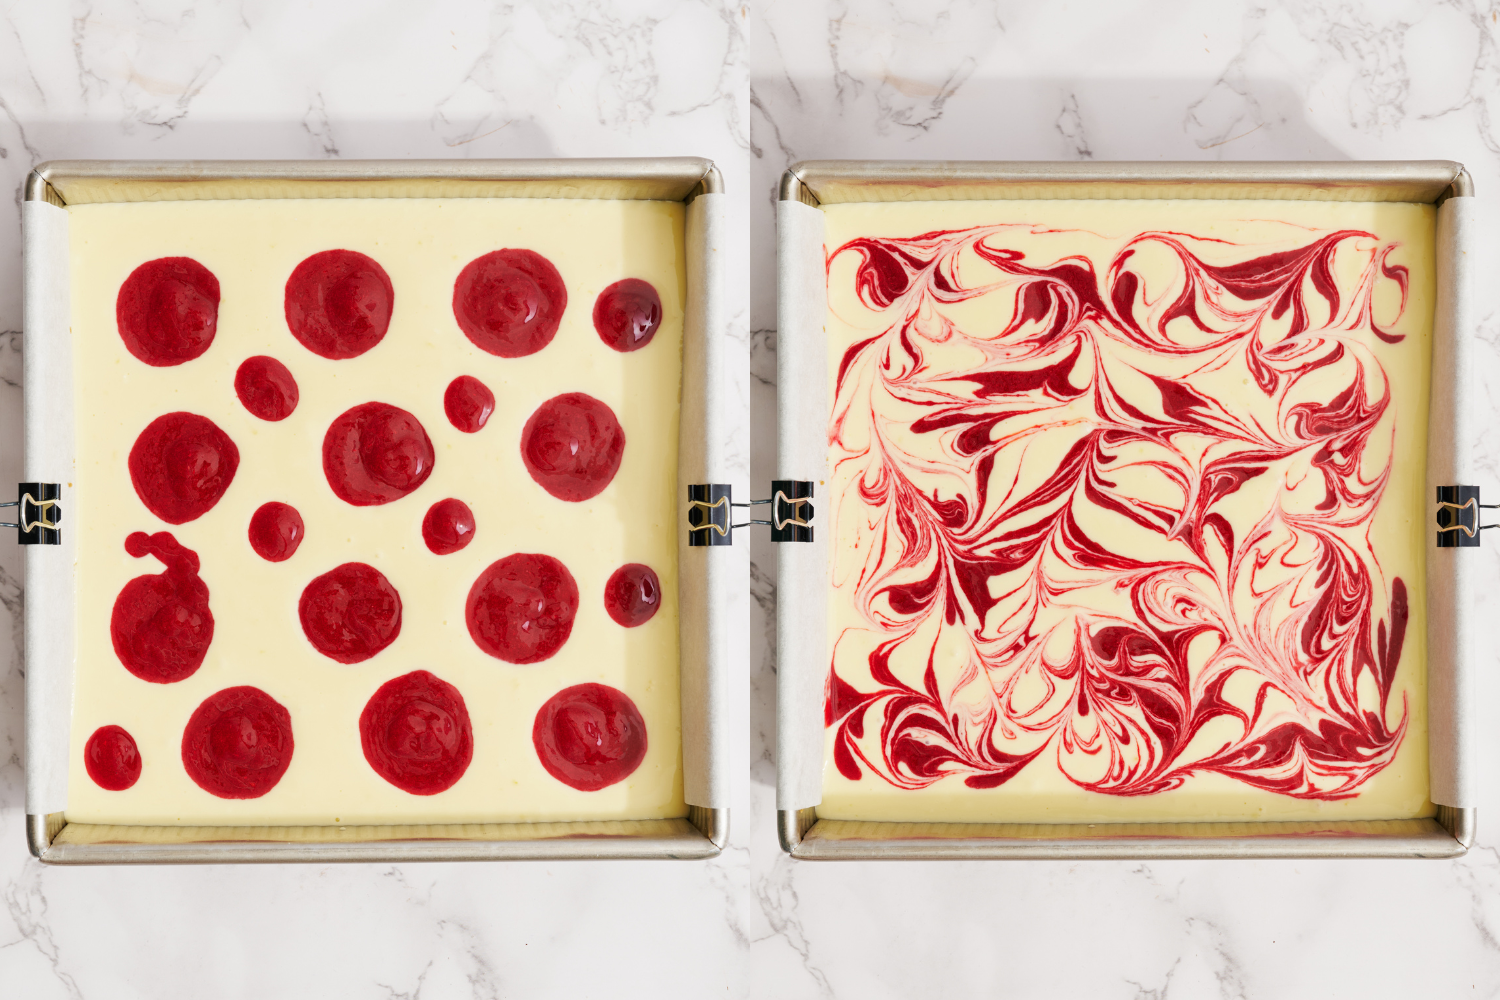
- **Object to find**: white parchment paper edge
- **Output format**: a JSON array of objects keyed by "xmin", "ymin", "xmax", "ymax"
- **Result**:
[
  {"xmin": 775, "ymin": 200, "xmax": 828, "ymax": 812},
  {"xmin": 26, "ymin": 192, "xmax": 728, "ymax": 819},
  {"xmin": 1427, "ymin": 194, "xmax": 1476, "ymax": 808},
  {"xmin": 680, "ymin": 191, "xmax": 729, "ymax": 809},
  {"xmin": 774, "ymin": 192, "xmax": 1474, "ymax": 815},
  {"xmin": 23, "ymin": 200, "xmax": 74, "ymax": 818}
]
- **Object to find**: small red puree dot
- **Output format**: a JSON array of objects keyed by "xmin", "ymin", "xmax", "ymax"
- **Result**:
[
  {"xmin": 322, "ymin": 402, "xmax": 435, "ymax": 506},
  {"xmin": 249, "ymin": 502, "xmax": 305, "ymax": 562},
  {"xmin": 466, "ymin": 553, "xmax": 578, "ymax": 663},
  {"xmin": 360, "ymin": 670, "xmax": 473, "ymax": 795},
  {"xmin": 181, "ymin": 686, "xmax": 294, "ymax": 799},
  {"xmin": 452, "ymin": 249, "xmax": 567, "ymax": 357},
  {"xmin": 532, "ymin": 683, "xmax": 647, "ymax": 791},
  {"xmin": 284, "ymin": 249, "xmax": 394, "ymax": 359},
  {"xmin": 444, "ymin": 375, "xmax": 495, "ymax": 433},
  {"xmin": 299, "ymin": 562, "xmax": 402, "ymax": 663},
  {"xmin": 423, "ymin": 498, "xmax": 475, "ymax": 555},
  {"xmin": 129, "ymin": 412, "xmax": 240, "ymax": 524},
  {"xmin": 116, "ymin": 257, "xmax": 221, "ymax": 367},
  {"xmin": 604, "ymin": 563, "xmax": 662, "ymax": 628},
  {"xmin": 111, "ymin": 531, "xmax": 213, "ymax": 684},
  {"xmin": 593, "ymin": 279, "xmax": 663, "ymax": 352},
  {"xmin": 85, "ymin": 725, "xmax": 142, "ymax": 791},
  {"xmin": 234, "ymin": 356, "xmax": 299, "ymax": 421},
  {"xmin": 520, "ymin": 392, "xmax": 625, "ymax": 502}
]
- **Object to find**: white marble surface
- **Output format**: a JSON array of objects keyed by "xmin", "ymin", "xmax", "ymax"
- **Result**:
[{"xmin": 3, "ymin": 1, "xmax": 1500, "ymax": 997}]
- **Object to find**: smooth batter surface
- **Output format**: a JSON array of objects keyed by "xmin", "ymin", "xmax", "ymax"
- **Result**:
[
  {"xmin": 66, "ymin": 197, "xmax": 686, "ymax": 826},
  {"xmin": 821, "ymin": 199, "xmax": 1434, "ymax": 824}
]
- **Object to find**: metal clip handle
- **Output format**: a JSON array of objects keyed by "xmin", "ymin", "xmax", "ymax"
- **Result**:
[
  {"xmin": 1, "ymin": 483, "xmax": 62, "ymax": 545},
  {"xmin": 686, "ymin": 481, "xmax": 816, "ymax": 545},
  {"xmin": 1436, "ymin": 485, "xmax": 1498, "ymax": 547}
]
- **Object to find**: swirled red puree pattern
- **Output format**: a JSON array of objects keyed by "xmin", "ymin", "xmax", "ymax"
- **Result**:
[
  {"xmin": 248, "ymin": 501, "xmax": 305, "ymax": 562},
  {"xmin": 284, "ymin": 250, "xmax": 394, "ymax": 359},
  {"xmin": 85, "ymin": 725, "xmax": 142, "ymax": 791},
  {"xmin": 604, "ymin": 563, "xmax": 661, "ymax": 628},
  {"xmin": 466, "ymin": 553, "xmax": 578, "ymax": 663},
  {"xmin": 520, "ymin": 393, "xmax": 625, "ymax": 502},
  {"xmin": 322, "ymin": 402, "xmax": 435, "ymax": 506},
  {"xmin": 453, "ymin": 249, "xmax": 567, "ymax": 357},
  {"xmin": 115, "ymin": 257, "xmax": 220, "ymax": 366},
  {"xmin": 128, "ymin": 412, "xmax": 239, "ymax": 524},
  {"xmin": 826, "ymin": 225, "xmax": 1415, "ymax": 800},
  {"xmin": 182, "ymin": 686, "xmax": 294, "ymax": 799},
  {"xmin": 111, "ymin": 532, "xmax": 213, "ymax": 684},
  {"xmin": 444, "ymin": 375, "xmax": 495, "ymax": 433},
  {"xmin": 533, "ymin": 683, "xmax": 647, "ymax": 791},
  {"xmin": 422, "ymin": 498, "xmax": 475, "ymax": 555},
  {"xmin": 235, "ymin": 355, "xmax": 300, "ymax": 421},
  {"xmin": 360, "ymin": 670, "xmax": 473, "ymax": 794},
  {"xmin": 593, "ymin": 278, "xmax": 663, "ymax": 352},
  {"xmin": 299, "ymin": 562, "xmax": 402, "ymax": 663}
]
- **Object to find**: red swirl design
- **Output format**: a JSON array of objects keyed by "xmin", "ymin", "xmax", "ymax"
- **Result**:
[{"xmin": 826, "ymin": 223, "xmax": 1413, "ymax": 801}]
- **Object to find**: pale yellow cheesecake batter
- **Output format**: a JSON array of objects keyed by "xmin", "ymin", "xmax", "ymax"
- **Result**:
[
  {"xmin": 66, "ymin": 198, "xmax": 686, "ymax": 826},
  {"xmin": 821, "ymin": 199, "xmax": 1434, "ymax": 824}
]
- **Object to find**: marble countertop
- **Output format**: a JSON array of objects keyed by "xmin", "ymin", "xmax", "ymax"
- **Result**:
[{"xmin": 2, "ymin": 1, "xmax": 1499, "ymax": 997}]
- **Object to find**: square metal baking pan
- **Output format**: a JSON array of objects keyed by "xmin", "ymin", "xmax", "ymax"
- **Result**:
[
  {"xmin": 775, "ymin": 159, "xmax": 1476, "ymax": 860},
  {"xmin": 22, "ymin": 157, "xmax": 731, "ymax": 864}
]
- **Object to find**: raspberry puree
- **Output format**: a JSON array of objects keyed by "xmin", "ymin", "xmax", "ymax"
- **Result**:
[
  {"xmin": 115, "ymin": 257, "xmax": 220, "ymax": 367},
  {"xmin": 181, "ymin": 686, "xmax": 294, "ymax": 799},
  {"xmin": 284, "ymin": 249, "xmax": 394, "ymax": 359},
  {"xmin": 248, "ymin": 501, "xmax": 304, "ymax": 562},
  {"xmin": 422, "ymin": 498, "xmax": 475, "ymax": 555},
  {"xmin": 85, "ymin": 725, "xmax": 142, "ymax": 791},
  {"xmin": 465, "ymin": 553, "xmax": 578, "ymax": 663},
  {"xmin": 443, "ymin": 375, "xmax": 495, "ymax": 433},
  {"xmin": 452, "ymin": 249, "xmax": 567, "ymax": 357},
  {"xmin": 111, "ymin": 531, "xmax": 213, "ymax": 684},
  {"xmin": 234, "ymin": 356, "xmax": 299, "ymax": 421},
  {"xmin": 532, "ymin": 683, "xmax": 647, "ymax": 791},
  {"xmin": 603, "ymin": 563, "xmax": 661, "ymax": 628},
  {"xmin": 360, "ymin": 670, "xmax": 473, "ymax": 795},
  {"xmin": 592, "ymin": 278, "xmax": 662, "ymax": 352},
  {"xmin": 299, "ymin": 562, "xmax": 403, "ymax": 663},
  {"xmin": 520, "ymin": 392, "xmax": 625, "ymax": 502},
  {"xmin": 322, "ymin": 402, "xmax": 435, "ymax": 506},
  {"xmin": 128, "ymin": 412, "xmax": 240, "ymax": 524}
]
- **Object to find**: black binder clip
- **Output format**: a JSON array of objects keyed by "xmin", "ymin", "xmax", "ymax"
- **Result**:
[
  {"xmin": 1436, "ymin": 485, "xmax": 1498, "ymax": 547},
  {"xmin": 687, "ymin": 481, "xmax": 815, "ymax": 546},
  {"xmin": 2, "ymin": 483, "xmax": 62, "ymax": 545}
]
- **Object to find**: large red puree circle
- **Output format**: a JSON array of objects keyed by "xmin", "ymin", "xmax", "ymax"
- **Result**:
[
  {"xmin": 299, "ymin": 562, "xmax": 402, "ymax": 663},
  {"xmin": 444, "ymin": 375, "xmax": 495, "ymax": 433},
  {"xmin": 249, "ymin": 502, "xmax": 304, "ymax": 562},
  {"xmin": 360, "ymin": 670, "xmax": 473, "ymax": 795},
  {"xmin": 129, "ymin": 412, "xmax": 240, "ymax": 524},
  {"xmin": 532, "ymin": 683, "xmax": 648, "ymax": 791},
  {"xmin": 235, "ymin": 356, "xmax": 299, "ymax": 421},
  {"xmin": 593, "ymin": 279, "xmax": 663, "ymax": 352},
  {"xmin": 604, "ymin": 563, "xmax": 662, "ymax": 628},
  {"xmin": 452, "ymin": 249, "xmax": 567, "ymax": 358},
  {"xmin": 322, "ymin": 402, "xmax": 434, "ymax": 506},
  {"xmin": 111, "ymin": 532, "xmax": 213, "ymax": 684},
  {"xmin": 181, "ymin": 686, "xmax": 294, "ymax": 799},
  {"xmin": 422, "ymin": 498, "xmax": 475, "ymax": 555},
  {"xmin": 85, "ymin": 725, "xmax": 142, "ymax": 791},
  {"xmin": 465, "ymin": 553, "xmax": 578, "ymax": 663},
  {"xmin": 520, "ymin": 393, "xmax": 625, "ymax": 502},
  {"xmin": 116, "ymin": 257, "xmax": 221, "ymax": 367},
  {"xmin": 284, "ymin": 250, "xmax": 394, "ymax": 359}
]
